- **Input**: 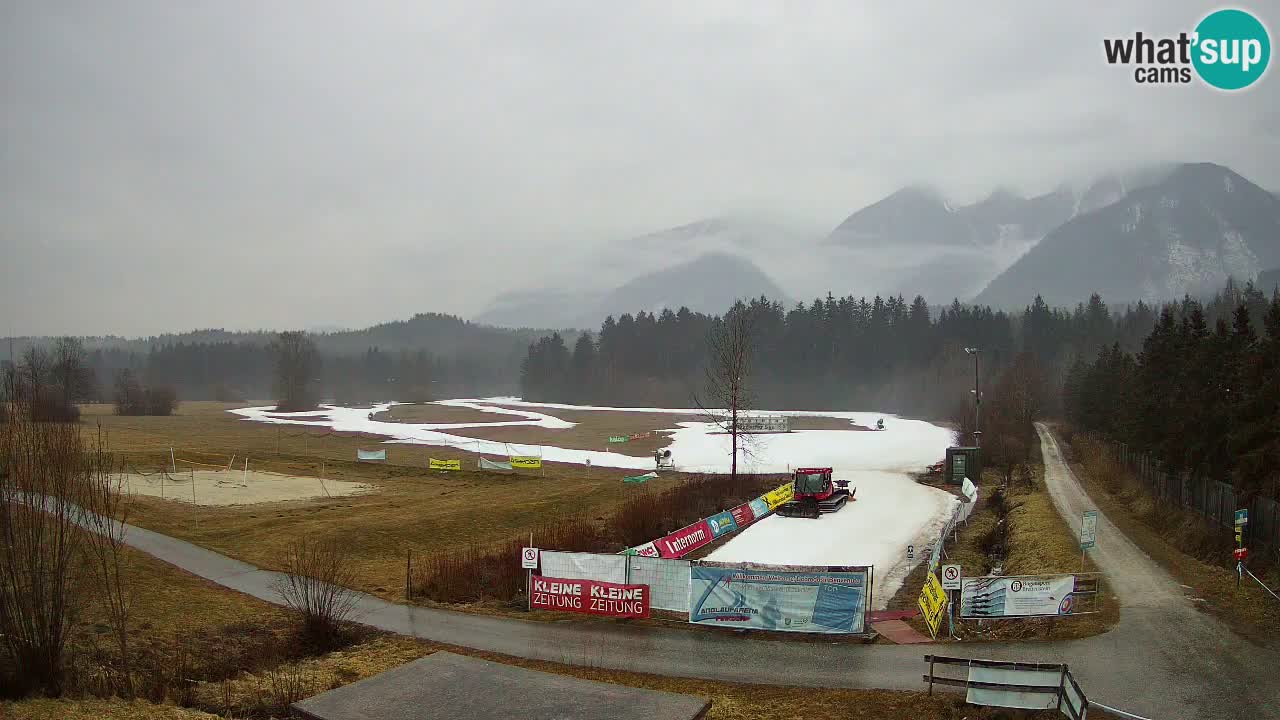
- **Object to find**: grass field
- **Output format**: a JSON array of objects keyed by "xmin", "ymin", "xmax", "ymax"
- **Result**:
[
  {"xmin": 375, "ymin": 400, "xmax": 868, "ymax": 458},
  {"xmin": 82, "ymin": 402, "xmax": 704, "ymax": 599}
]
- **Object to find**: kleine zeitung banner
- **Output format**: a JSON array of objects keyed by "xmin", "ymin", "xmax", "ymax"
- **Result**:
[{"xmin": 530, "ymin": 576, "xmax": 650, "ymax": 618}]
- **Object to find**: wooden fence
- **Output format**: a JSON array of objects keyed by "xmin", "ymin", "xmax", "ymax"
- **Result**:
[{"xmin": 1112, "ymin": 441, "xmax": 1280, "ymax": 552}]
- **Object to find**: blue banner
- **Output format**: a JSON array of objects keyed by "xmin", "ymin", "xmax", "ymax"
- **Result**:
[
  {"xmin": 689, "ymin": 565, "xmax": 869, "ymax": 634},
  {"xmin": 749, "ymin": 498, "xmax": 769, "ymax": 519},
  {"xmin": 705, "ymin": 511, "xmax": 738, "ymax": 537}
]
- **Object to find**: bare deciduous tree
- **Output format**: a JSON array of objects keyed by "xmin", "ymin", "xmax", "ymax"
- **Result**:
[
  {"xmin": 270, "ymin": 332, "xmax": 320, "ymax": 412},
  {"xmin": 80, "ymin": 429, "xmax": 134, "ymax": 696},
  {"xmin": 697, "ymin": 302, "xmax": 759, "ymax": 485},
  {"xmin": 272, "ymin": 537, "xmax": 360, "ymax": 650}
]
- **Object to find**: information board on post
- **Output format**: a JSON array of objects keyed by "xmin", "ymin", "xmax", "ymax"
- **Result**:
[
  {"xmin": 530, "ymin": 576, "xmax": 650, "ymax": 618},
  {"xmin": 1079, "ymin": 510, "xmax": 1098, "ymax": 550},
  {"xmin": 520, "ymin": 547, "xmax": 539, "ymax": 570},
  {"xmin": 941, "ymin": 564, "xmax": 961, "ymax": 591},
  {"xmin": 689, "ymin": 564, "xmax": 869, "ymax": 634}
]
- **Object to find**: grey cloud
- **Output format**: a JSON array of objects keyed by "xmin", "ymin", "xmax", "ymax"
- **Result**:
[{"xmin": 2, "ymin": 1, "xmax": 1275, "ymax": 334}]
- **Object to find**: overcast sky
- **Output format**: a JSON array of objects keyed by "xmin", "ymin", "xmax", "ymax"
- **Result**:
[{"xmin": 3, "ymin": 1, "xmax": 1277, "ymax": 336}]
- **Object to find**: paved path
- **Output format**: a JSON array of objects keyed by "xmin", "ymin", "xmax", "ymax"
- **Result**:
[{"xmin": 110, "ymin": 426, "xmax": 1279, "ymax": 718}]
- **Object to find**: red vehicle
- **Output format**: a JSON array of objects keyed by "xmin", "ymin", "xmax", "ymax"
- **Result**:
[{"xmin": 776, "ymin": 467, "xmax": 855, "ymax": 518}]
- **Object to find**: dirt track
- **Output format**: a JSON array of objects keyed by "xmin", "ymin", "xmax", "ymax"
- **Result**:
[{"xmin": 1035, "ymin": 423, "xmax": 1280, "ymax": 718}]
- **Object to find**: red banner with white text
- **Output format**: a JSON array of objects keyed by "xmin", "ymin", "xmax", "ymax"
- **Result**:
[
  {"xmin": 530, "ymin": 576, "xmax": 650, "ymax": 618},
  {"xmin": 655, "ymin": 519, "xmax": 714, "ymax": 558}
]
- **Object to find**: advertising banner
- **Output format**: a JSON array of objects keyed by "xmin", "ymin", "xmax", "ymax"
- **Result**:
[
  {"xmin": 607, "ymin": 436, "xmax": 628, "ymax": 443},
  {"xmin": 356, "ymin": 449, "xmax": 386, "ymax": 461},
  {"xmin": 706, "ymin": 510, "xmax": 738, "ymax": 537},
  {"xmin": 689, "ymin": 564, "xmax": 869, "ymax": 633},
  {"xmin": 509, "ymin": 456, "xmax": 542, "ymax": 469},
  {"xmin": 960, "ymin": 575, "xmax": 1078, "ymax": 618},
  {"xmin": 729, "ymin": 503, "xmax": 756, "ymax": 528},
  {"xmin": 530, "ymin": 576, "xmax": 650, "ymax": 618},
  {"xmin": 655, "ymin": 519, "xmax": 713, "ymax": 558},
  {"xmin": 917, "ymin": 571, "xmax": 948, "ymax": 638},
  {"xmin": 763, "ymin": 483, "xmax": 794, "ymax": 510},
  {"xmin": 749, "ymin": 498, "xmax": 769, "ymax": 519},
  {"xmin": 428, "ymin": 458, "xmax": 461, "ymax": 471},
  {"xmin": 628, "ymin": 541, "xmax": 660, "ymax": 558}
]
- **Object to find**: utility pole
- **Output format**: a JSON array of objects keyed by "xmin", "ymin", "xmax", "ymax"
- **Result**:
[{"xmin": 964, "ymin": 347, "xmax": 981, "ymax": 448}]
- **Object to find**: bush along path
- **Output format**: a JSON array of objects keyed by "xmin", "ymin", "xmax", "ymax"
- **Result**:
[{"xmin": 100, "ymin": 428, "xmax": 1279, "ymax": 720}]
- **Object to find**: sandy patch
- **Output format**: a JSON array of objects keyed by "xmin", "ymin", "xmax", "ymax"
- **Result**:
[{"xmin": 124, "ymin": 470, "xmax": 374, "ymax": 506}]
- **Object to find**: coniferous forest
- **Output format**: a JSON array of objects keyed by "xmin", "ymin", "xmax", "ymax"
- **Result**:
[
  {"xmin": 522, "ymin": 282, "xmax": 1280, "ymax": 498},
  {"xmin": 520, "ymin": 292, "xmax": 1164, "ymax": 415}
]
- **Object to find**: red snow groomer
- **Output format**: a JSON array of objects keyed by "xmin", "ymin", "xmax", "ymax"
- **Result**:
[{"xmin": 776, "ymin": 467, "xmax": 855, "ymax": 519}]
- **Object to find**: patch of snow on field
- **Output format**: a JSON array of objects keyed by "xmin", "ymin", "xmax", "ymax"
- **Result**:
[{"xmin": 233, "ymin": 399, "xmax": 958, "ymax": 604}]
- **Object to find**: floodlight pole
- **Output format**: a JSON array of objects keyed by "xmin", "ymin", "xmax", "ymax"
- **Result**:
[{"xmin": 964, "ymin": 347, "xmax": 981, "ymax": 448}]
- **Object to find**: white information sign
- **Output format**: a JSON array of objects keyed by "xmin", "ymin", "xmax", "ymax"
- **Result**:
[
  {"xmin": 941, "ymin": 564, "xmax": 962, "ymax": 590},
  {"xmin": 521, "ymin": 547, "xmax": 540, "ymax": 570}
]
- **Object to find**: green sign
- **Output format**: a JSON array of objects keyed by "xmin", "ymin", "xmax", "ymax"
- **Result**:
[
  {"xmin": 608, "ymin": 435, "xmax": 628, "ymax": 444},
  {"xmin": 1235, "ymin": 508, "xmax": 1248, "ymax": 526}
]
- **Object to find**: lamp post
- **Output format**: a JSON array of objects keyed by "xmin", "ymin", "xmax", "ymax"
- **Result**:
[{"xmin": 964, "ymin": 347, "xmax": 981, "ymax": 448}]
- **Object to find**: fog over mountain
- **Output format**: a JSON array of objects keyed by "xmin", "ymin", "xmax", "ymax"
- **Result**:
[
  {"xmin": 975, "ymin": 164, "xmax": 1280, "ymax": 308},
  {"xmin": 3, "ymin": 2, "xmax": 1278, "ymax": 336}
]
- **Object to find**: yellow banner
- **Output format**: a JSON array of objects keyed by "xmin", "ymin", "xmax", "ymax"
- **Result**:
[
  {"xmin": 509, "ymin": 456, "xmax": 542, "ymax": 469},
  {"xmin": 428, "ymin": 458, "xmax": 461, "ymax": 471},
  {"xmin": 917, "ymin": 571, "xmax": 948, "ymax": 639},
  {"xmin": 764, "ymin": 482, "xmax": 794, "ymax": 510}
]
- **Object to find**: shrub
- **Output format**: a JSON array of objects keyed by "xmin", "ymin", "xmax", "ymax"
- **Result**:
[
  {"xmin": 272, "ymin": 538, "xmax": 360, "ymax": 651},
  {"xmin": 413, "ymin": 472, "xmax": 785, "ymax": 604}
]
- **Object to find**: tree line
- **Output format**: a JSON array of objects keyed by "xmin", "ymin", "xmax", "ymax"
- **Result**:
[
  {"xmin": 519, "ymin": 291, "xmax": 1173, "ymax": 417},
  {"xmin": 3, "ymin": 312, "xmax": 548, "ymax": 406},
  {"xmin": 1064, "ymin": 281, "xmax": 1280, "ymax": 497}
]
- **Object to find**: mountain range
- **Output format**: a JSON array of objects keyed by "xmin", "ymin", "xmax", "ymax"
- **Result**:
[
  {"xmin": 975, "ymin": 164, "xmax": 1280, "ymax": 307},
  {"xmin": 474, "ymin": 163, "xmax": 1280, "ymax": 330}
]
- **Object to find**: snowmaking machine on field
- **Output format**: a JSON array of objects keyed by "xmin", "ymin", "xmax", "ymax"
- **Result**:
[{"xmin": 776, "ymin": 467, "xmax": 855, "ymax": 519}]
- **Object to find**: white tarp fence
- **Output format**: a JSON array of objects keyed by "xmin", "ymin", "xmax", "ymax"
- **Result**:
[
  {"xmin": 966, "ymin": 666, "xmax": 1061, "ymax": 710},
  {"xmin": 539, "ymin": 551, "xmax": 628, "ymax": 585},
  {"xmin": 356, "ymin": 449, "xmax": 386, "ymax": 461},
  {"xmin": 479, "ymin": 457, "xmax": 513, "ymax": 470},
  {"xmin": 628, "ymin": 556, "xmax": 691, "ymax": 612}
]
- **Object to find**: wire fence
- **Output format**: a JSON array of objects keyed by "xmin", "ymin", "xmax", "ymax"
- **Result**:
[{"xmin": 1111, "ymin": 441, "xmax": 1280, "ymax": 552}]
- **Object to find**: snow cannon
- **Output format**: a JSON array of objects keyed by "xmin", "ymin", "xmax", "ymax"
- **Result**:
[{"xmin": 776, "ymin": 467, "xmax": 854, "ymax": 519}]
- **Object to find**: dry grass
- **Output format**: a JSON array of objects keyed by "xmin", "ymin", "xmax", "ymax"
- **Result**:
[
  {"xmin": 886, "ymin": 459, "xmax": 1119, "ymax": 643},
  {"xmin": 0, "ymin": 698, "xmax": 222, "ymax": 719},
  {"xmin": 7, "ymin": 544, "xmax": 1063, "ymax": 720},
  {"xmin": 1064, "ymin": 430, "xmax": 1280, "ymax": 647},
  {"xmin": 371, "ymin": 402, "xmax": 516, "ymax": 425},
  {"xmin": 82, "ymin": 401, "xmax": 714, "ymax": 600},
  {"xmin": 191, "ymin": 633, "xmax": 1060, "ymax": 720}
]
